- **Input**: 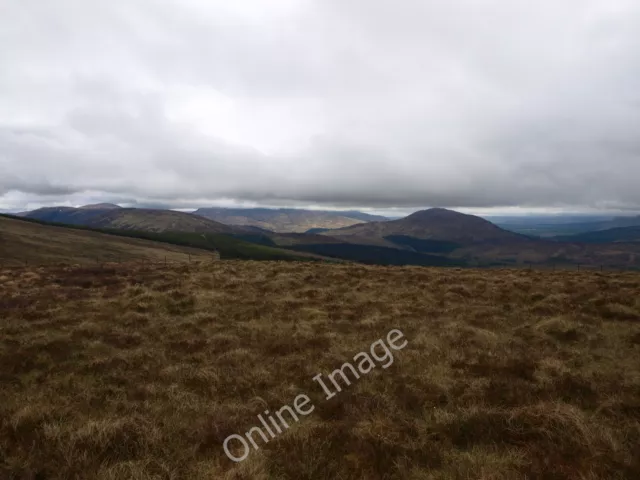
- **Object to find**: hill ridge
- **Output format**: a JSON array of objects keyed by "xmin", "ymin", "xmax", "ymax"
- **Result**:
[
  {"xmin": 24, "ymin": 206, "xmax": 234, "ymax": 234},
  {"xmin": 193, "ymin": 207, "xmax": 387, "ymax": 233},
  {"xmin": 324, "ymin": 208, "xmax": 525, "ymax": 245}
]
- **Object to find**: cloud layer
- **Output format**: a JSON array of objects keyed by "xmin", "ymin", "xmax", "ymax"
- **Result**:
[{"xmin": 2, "ymin": 0, "xmax": 640, "ymax": 212}]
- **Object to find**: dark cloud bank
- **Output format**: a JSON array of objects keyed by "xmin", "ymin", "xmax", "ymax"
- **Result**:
[{"xmin": 2, "ymin": 0, "xmax": 640, "ymax": 214}]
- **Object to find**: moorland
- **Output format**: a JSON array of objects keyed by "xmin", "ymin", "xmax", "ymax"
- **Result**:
[{"xmin": 1, "ymin": 260, "xmax": 639, "ymax": 479}]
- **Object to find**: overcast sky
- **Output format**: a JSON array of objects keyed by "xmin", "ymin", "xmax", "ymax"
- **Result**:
[{"xmin": 1, "ymin": 0, "xmax": 639, "ymax": 214}]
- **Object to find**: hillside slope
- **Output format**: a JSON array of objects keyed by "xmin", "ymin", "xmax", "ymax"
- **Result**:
[
  {"xmin": 0, "ymin": 215, "xmax": 218, "ymax": 266},
  {"xmin": 555, "ymin": 226, "xmax": 640, "ymax": 243},
  {"xmin": 324, "ymin": 208, "xmax": 525, "ymax": 245},
  {"xmin": 26, "ymin": 207, "xmax": 234, "ymax": 234},
  {"xmin": 23, "ymin": 206, "xmax": 114, "ymax": 226},
  {"xmin": 193, "ymin": 207, "xmax": 387, "ymax": 232},
  {"xmin": 87, "ymin": 208, "xmax": 233, "ymax": 233},
  {"xmin": 450, "ymin": 238, "xmax": 640, "ymax": 268},
  {"xmin": 1, "ymin": 215, "xmax": 333, "ymax": 264},
  {"xmin": 497, "ymin": 215, "xmax": 640, "ymax": 237}
]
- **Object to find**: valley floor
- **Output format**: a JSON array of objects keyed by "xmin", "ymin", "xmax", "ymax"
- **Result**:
[{"xmin": 1, "ymin": 262, "xmax": 639, "ymax": 479}]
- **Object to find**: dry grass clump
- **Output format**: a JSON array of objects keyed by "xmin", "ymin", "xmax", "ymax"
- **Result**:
[{"xmin": 1, "ymin": 262, "xmax": 639, "ymax": 479}]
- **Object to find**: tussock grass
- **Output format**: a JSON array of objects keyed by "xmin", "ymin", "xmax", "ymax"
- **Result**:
[{"xmin": 1, "ymin": 262, "xmax": 639, "ymax": 479}]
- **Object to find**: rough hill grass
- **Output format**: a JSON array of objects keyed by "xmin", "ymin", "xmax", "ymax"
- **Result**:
[
  {"xmin": 0, "ymin": 215, "xmax": 218, "ymax": 266},
  {"xmin": 1, "ymin": 262, "xmax": 639, "ymax": 479}
]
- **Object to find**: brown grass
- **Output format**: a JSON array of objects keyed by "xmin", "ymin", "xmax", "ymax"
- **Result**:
[
  {"xmin": 0, "ymin": 216, "xmax": 218, "ymax": 266},
  {"xmin": 1, "ymin": 261, "xmax": 639, "ymax": 479}
]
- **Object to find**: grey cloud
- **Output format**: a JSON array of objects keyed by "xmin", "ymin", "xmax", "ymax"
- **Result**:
[{"xmin": 1, "ymin": 0, "xmax": 640, "ymax": 212}]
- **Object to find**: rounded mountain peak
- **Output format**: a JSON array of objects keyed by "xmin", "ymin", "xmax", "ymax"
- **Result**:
[{"xmin": 405, "ymin": 208, "xmax": 473, "ymax": 221}]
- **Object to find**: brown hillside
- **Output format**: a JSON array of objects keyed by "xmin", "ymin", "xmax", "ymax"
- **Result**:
[
  {"xmin": 24, "ymin": 207, "xmax": 235, "ymax": 234},
  {"xmin": 0, "ymin": 215, "xmax": 217, "ymax": 266},
  {"xmin": 325, "ymin": 208, "xmax": 524, "ymax": 244},
  {"xmin": 194, "ymin": 207, "xmax": 386, "ymax": 233},
  {"xmin": 88, "ymin": 208, "xmax": 234, "ymax": 234},
  {"xmin": 455, "ymin": 238, "xmax": 640, "ymax": 267}
]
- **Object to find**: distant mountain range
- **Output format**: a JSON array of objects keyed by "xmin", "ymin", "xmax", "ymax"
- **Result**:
[
  {"xmin": 24, "ymin": 205, "xmax": 234, "ymax": 234},
  {"xmin": 193, "ymin": 207, "xmax": 387, "ymax": 233},
  {"xmin": 2, "ymin": 213, "xmax": 334, "ymax": 263},
  {"xmin": 277, "ymin": 208, "xmax": 640, "ymax": 268},
  {"xmin": 14, "ymin": 204, "xmax": 640, "ymax": 269},
  {"xmin": 23, "ymin": 204, "xmax": 387, "ymax": 235}
]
